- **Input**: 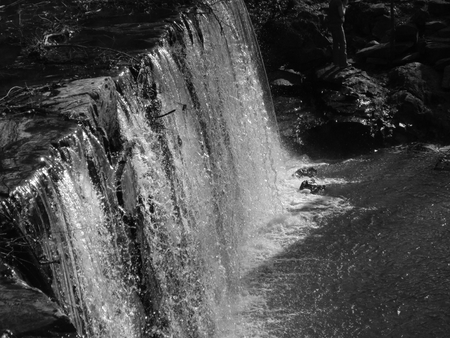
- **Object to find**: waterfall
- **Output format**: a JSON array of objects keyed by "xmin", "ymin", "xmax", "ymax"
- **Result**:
[{"xmin": 0, "ymin": 0, "xmax": 281, "ymax": 337}]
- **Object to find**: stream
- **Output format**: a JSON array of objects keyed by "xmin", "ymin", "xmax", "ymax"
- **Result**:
[{"xmin": 232, "ymin": 144, "xmax": 450, "ymax": 338}]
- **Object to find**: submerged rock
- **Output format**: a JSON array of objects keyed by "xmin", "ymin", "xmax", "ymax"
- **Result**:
[
  {"xmin": 299, "ymin": 179, "xmax": 326, "ymax": 194},
  {"xmin": 294, "ymin": 167, "xmax": 317, "ymax": 178},
  {"xmin": 434, "ymin": 154, "xmax": 450, "ymax": 171}
]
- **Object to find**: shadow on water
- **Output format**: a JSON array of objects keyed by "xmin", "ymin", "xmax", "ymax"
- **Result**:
[{"xmin": 244, "ymin": 148, "xmax": 450, "ymax": 338}]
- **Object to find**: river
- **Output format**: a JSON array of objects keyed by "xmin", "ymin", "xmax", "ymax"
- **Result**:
[{"xmin": 229, "ymin": 144, "xmax": 450, "ymax": 338}]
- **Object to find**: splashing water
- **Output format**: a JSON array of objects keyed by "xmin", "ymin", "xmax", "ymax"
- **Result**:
[{"xmin": 0, "ymin": 0, "xmax": 283, "ymax": 337}]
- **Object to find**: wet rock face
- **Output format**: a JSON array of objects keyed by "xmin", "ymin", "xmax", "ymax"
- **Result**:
[
  {"xmin": 0, "ymin": 261, "xmax": 75, "ymax": 336},
  {"xmin": 265, "ymin": 0, "xmax": 450, "ymax": 157}
]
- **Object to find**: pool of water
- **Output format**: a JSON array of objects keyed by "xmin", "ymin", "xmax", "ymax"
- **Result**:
[{"xmin": 235, "ymin": 145, "xmax": 450, "ymax": 338}]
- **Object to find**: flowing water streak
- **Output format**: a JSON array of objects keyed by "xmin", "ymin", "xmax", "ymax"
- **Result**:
[
  {"xmin": 114, "ymin": 0, "xmax": 283, "ymax": 335},
  {"xmin": 0, "ymin": 127, "xmax": 145, "ymax": 337},
  {"xmin": 1, "ymin": 0, "xmax": 282, "ymax": 336}
]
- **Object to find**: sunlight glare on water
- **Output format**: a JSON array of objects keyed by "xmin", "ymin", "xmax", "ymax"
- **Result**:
[{"xmin": 217, "ymin": 152, "xmax": 353, "ymax": 338}]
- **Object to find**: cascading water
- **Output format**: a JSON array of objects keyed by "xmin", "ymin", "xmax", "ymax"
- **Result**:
[{"xmin": 0, "ymin": 0, "xmax": 282, "ymax": 337}]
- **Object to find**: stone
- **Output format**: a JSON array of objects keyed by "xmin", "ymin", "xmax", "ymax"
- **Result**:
[
  {"xmin": 428, "ymin": 0, "xmax": 450, "ymax": 16},
  {"xmin": 365, "ymin": 40, "xmax": 380, "ymax": 48},
  {"xmin": 408, "ymin": 8, "xmax": 430, "ymax": 36},
  {"xmin": 435, "ymin": 155, "xmax": 450, "ymax": 170},
  {"xmin": 362, "ymin": 3, "xmax": 389, "ymax": 17},
  {"xmin": 424, "ymin": 41, "xmax": 450, "ymax": 64},
  {"xmin": 0, "ymin": 77, "xmax": 120, "ymax": 196},
  {"xmin": 435, "ymin": 57, "xmax": 450, "ymax": 70},
  {"xmin": 318, "ymin": 66, "xmax": 389, "ymax": 124},
  {"xmin": 262, "ymin": 18, "xmax": 328, "ymax": 70},
  {"xmin": 372, "ymin": 15, "xmax": 392, "ymax": 40},
  {"xmin": 425, "ymin": 21, "xmax": 447, "ymax": 34},
  {"xmin": 0, "ymin": 261, "xmax": 75, "ymax": 336},
  {"xmin": 356, "ymin": 41, "xmax": 414, "ymax": 62},
  {"xmin": 345, "ymin": 2, "xmax": 389, "ymax": 37},
  {"xmin": 294, "ymin": 167, "xmax": 317, "ymax": 178},
  {"xmin": 395, "ymin": 23, "xmax": 418, "ymax": 44},
  {"xmin": 389, "ymin": 62, "xmax": 441, "ymax": 102},
  {"xmin": 394, "ymin": 52, "xmax": 421, "ymax": 66},
  {"xmin": 442, "ymin": 65, "xmax": 450, "ymax": 89},
  {"xmin": 390, "ymin": 90, "xmax": 430, "ymax": 123},
  {"xmin": 299, "ymin": 179, "xmax": 325, "ymax": 194},
  {"xmin": 433, "ymin": 27, "xmax": 450, "ymax": 39}
]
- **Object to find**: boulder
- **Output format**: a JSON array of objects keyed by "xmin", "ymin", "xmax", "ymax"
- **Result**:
[
  {"xmin": 433, "ymin": 27, "xmax": 450, "ymax": 39},
  {"xmin": 428, "ymin": 0, "xmax": 450, "ymax": 16},
  {"xmin": 424, "ymin": 41, "xmax": 450, "ymax": 64},
  {"xmin": 0, "ymin": 261, "xmax": 75, "ymax": 336},
  {"xmin": 389, "ymin": 62, "xmax": 441, "ymax": 102},
  {"xmin": 425, "ymin": 21, "xmax": 447, "ymax": 34},
  {"xmin": 346, "ymin": 2, "xmax": 390, "ymax": 37},
  {"xmin": 408, "ymin": 8, "xmax": 430, "ymax": 37},
  {"xmin": 372, "ymin": 15, "xmax": 392, "ymax": 40},
  {"xmin": 394, "ymin": 52, "xmax": 421, "ymax": 66},
  {"xmin": 356, "ymin": 41, "xmax": 414, "ymax": 62},
  {"xmin": 435, "ymin": 154, "xmax": 450, "ymax": 170},
  {"xmin": 365, "ymin": 3, "xmax": 389, "ymax": 17},
  {"xmin": 442, "ymin": 65, "xmax": 450, "ymax": 89},
  {"xmin": 261, "ymin": 17, "xmax": 329, "ymax": 70},
  {"xmin": 435, "ymin": 57, "xmax": 450, "ymax": 70},
  {"xmin": 395, "ymin": 23, "xmax": 418, "ymax": 44},
  {"xmin": 317, "ymin": 66, "xmax": 388, "ymax": 120},
  {"xmin": 390, "ymin": 90, "xmax": 430, "ymax": 123}
]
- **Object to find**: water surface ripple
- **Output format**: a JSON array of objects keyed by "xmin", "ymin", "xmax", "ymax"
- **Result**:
[{"xmin": 241, "ymin": 146, "xmax": 450, "ymax": 338}]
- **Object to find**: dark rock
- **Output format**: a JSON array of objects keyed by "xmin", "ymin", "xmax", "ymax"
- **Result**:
[
  {"xmin": 423, "ymin": 41, "xmax": 450, "ymax": 65},
  {"xmin": 261, "ymin": 18, "xmax": 329, "ymax": 70},
  {"xmin": 433, "ymin": 27, "xmax": 450, "ymax": 39},
  {"xmin": 435, "ymin": 154, "xmax": 450, "ymax": 170},
  {"xmin": 0, "ymin": 78, "xmax": 120, "ymax": 197},
  {"xmin": 435, "ymin": 57, "xmax": 450, "ymax": 70},
  {"xmin": 372, "ymin": 15, "xmax": 392, "ymax": 40},
  {"xmin": 442, "ymin": 65, "xmax": 450, "ymax": 89},
  {"xmin": 317, "ymin": 65, "xmax": 388, "ymax": 123},
  {"xmin": 425, "ymin": 21, "xmax": 447, "ymax": 34},
  {"xmin": 0, "ymin": 261, "xmax": 74, "ymax": 336},
  {"xmin": 0, "ymin": 41, "xmax": 21, "ymax": 67},
  {"xmin": 408, "ymin": 8, "xmax": 430, "ymax": 37},
  {"xmin": 294, "ymin": 167, "xmax": 317, "ymax": 178},
  {"xmin": 389, "ymin": 62, "xmax": 441, "ymax": 102},
  {"xmin": 395, "ymin": 23, "xmax": 418, "ymax": 44},
  {"xmin": 356, "ymin": 41, "xmax": 414, "ymax": 63},
  {"xmin": 428, "ymin": 0, "xmax": 450, "ymax": 16},
  {"xmin": 393, "ymin": 52, "xmax": 421, "ymax": 66},
  {"xmin": 299, "ymin": 179, "xmax": 325, "ymax": 194},
  {"xmin": 345, "ymin": 2, "xmax": 390, "ymax": 37},
  {"xmin": 390, "ymin": 90, "xmax": 430, "ymax": 123}
]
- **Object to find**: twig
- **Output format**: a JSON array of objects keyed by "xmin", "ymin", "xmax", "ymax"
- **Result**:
[
  {"xmin": 154, "ymin": 109, "xmax": 176, "ymax": 119},
  {"xmin": 0, "ymin": 86, "xmax": 24, "ymax": 102}
]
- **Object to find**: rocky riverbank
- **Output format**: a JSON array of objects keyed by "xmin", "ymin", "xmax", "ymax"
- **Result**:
[{"xmin": 248, "ymin": 0, "xmax": 450, "ymax": 158}]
